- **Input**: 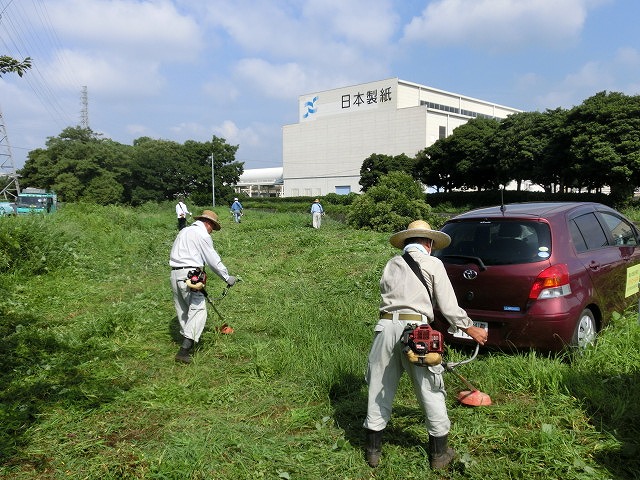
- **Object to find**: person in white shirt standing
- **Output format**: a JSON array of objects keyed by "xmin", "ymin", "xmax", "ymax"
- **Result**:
[
  {"xmin": 175, "ymin": 194, "xmax": 191, "ymax": 231},
  {"xmin": 169, "ymin": 210, "xmax": 237, "ymax": 364}
]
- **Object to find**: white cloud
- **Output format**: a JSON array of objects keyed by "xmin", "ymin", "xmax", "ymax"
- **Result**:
[
  {"xmin": 46, "ymin": 0, "xmax": 203, "ymax": 60},
  {"xmin": 402, "ymin": 0, "xmax": 601, "ymax": 51},
  {"xmin": 201, "ymin": 0, "xmax": 396, "ymax": 98},
  {"xmin": 28, "ymin": 0, "xmax": 205, "ymax": 100},
  {"xmin": 213, "ymin": 120, "xmax": 260, "ymax": 147},
  {"xmin": 535, "ymin": 47, "xmax": 640, "ymax": 109},
  {"xmin": 45, "ymin": 50, "xmax": 166, "ymax": 96}
]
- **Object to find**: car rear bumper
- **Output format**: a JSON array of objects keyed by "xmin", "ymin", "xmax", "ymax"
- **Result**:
[{"xmin": 433, "ymin": 303, "xmax": 582, "ymax": 352}]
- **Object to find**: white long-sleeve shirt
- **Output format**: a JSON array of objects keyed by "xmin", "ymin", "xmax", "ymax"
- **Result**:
[
  {"xmin": 176, "ymin": 201, "xmax": 191, "ymax": 218},
  {"xmin": 169, "ymin": 220, "xmax": 230, "ymax": 282}
]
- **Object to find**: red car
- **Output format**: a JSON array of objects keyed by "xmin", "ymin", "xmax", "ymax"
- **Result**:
[{"xmin": 432, "ymin": 202, "xmax": 640, "ymax": 352}]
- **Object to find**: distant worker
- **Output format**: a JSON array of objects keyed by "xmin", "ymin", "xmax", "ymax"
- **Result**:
[
  {"xmin": 230, "ymin": 197, "xmax": 244, "ymax": 223},
  {"xmin": 310, "ymin": 198, "xmax": 324, "ymax": 229},
  {"xmin": 169, "ymin": 210, "xmax": 238, "ymax": 364},
  {"xmin": 175, "ymin": 195, "xmax": 191, "ymax": 231}
]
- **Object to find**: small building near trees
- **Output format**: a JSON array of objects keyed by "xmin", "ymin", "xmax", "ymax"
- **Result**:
[{"xmin": 234, "ymin": 167, "xmax": 283, "ymax": 197}]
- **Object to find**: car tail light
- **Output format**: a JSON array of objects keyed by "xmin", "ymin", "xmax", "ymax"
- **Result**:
[{"xmin": 529, "ymin": 264, "xmax": 572, "ymax": 300}]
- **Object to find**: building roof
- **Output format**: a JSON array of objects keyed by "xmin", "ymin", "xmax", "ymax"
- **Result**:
[{"xmin": 237, "ymin": 167, "xmax": 283, "ymax": 186}]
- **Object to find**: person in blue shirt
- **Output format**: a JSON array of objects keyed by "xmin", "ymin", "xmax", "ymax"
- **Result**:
[
  {"xmin": 310, "ymin": 198, "xmax": 324, "ymax": 228},
  {"xmin": 230, "ymin": 197, "xmax": 243, "ymax": 223}
]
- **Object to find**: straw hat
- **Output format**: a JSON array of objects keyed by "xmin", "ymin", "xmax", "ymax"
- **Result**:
[
  {"xmin": 314, "ymin": 199, "xmax": 320, "ymax": 203},
  {"xmin": 389, "ymin": 220, "xmax": 451, "ymax": 250},
  {"xmin": 195, "ymin": 210, "xmax": 221, "ymax": 230}
]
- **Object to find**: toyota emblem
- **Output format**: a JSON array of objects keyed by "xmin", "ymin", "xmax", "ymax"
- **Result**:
[{"xmin": 463, "ymin": 269, "xmax": 478, "ymax": 280}]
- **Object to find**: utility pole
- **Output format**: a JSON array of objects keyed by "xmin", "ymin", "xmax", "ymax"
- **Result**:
[
  {"xmin": 210, "ymin": 153, "xmax": 215, "ymax": 207},
  {"xmin": 0, "ymin": 105, "xmax": 20, "ymax": 200},
  {"xmin": 80, "ymin": 86, "xmax": 89, "ymax": 129}
]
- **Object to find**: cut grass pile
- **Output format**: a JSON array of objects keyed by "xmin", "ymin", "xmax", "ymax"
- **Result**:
[{"xmin": 0, "ymin": 203, "xmax": 638, "ymax": 479}]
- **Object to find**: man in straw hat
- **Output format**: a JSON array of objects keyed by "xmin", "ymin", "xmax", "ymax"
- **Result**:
[
  {"xmin": 169, "ymin": 210, "xmax": 238, "ymax": 364},
  {"xmin": 363, "ymin": 220, "xmax": 488, "ymax": 470}
]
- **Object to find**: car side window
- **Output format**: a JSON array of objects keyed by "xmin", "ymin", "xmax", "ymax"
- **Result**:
[
  {"xmin": 569, "ymin": 220, "xmax": 588, "ymax": 253},
  {"xmin": 571, "ymin": 213, "xmax": 608, "ymax": 251},
  {"xmin": 599, "ymin": 212, "xmax": 638, "ymax": 246}
]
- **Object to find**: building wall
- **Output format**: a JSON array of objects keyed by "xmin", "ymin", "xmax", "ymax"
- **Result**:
[{"xmin": 283, "ymin": 78, "xmax": 521, "ymax": 197}]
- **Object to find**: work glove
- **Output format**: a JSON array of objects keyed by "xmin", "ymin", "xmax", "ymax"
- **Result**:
[{"xmin": 226, "ymin": 275, "xmax": 237, "ymax": 287}]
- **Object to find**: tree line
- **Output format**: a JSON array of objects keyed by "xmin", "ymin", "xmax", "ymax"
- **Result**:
[
  {"xmin": 7, "ymin": 87, "xmax": 640, "ymax": 207},
  {"xmin": 15, "ymin": 127, "xmax": 243, "ymax": 206},
  {"xmin": 360, "ymin": 91, "xmax": 640, "ymax": 205}
]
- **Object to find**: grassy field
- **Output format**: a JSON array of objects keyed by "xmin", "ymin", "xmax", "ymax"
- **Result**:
[{"xmin": 0, "ymin": 203, "xmax": 639, "ymax": 480}]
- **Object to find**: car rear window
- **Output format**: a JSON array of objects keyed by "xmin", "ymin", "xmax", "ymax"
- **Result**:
[{"xmin": 436, "ymin": 221, "xmax": 552, "ymax": 266}]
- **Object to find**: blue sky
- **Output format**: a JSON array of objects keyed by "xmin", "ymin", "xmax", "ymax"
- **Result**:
[{"xmin": 1, "ymin": 0, "xmax": 639, "ymax": 172}]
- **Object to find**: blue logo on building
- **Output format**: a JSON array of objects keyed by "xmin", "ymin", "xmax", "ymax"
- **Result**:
[{"xmin": 303, "ymin": 96, "xmax": 318, "ymax": 118}]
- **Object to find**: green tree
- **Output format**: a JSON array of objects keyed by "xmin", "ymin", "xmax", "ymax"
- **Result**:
[
  {"xmin": 490, "ymin": 111, "xmax": 547, "ymax": 190},
  {"xmin": 359, "ymin": 153, "xmax": 416, "ymax": 191},
  {"xmin": 82, "ymin": 172, "xmax": 124, "ymax": 205},
  {"xmin": 127, "ymin": 138, "xmax": 183, "ymax": 204},
  {"xmin": 0, "ymin": 55, "xmax": 31, "ymax": 77},
  {"xmin": 181, "ymin": 137, "xmax": 243, "ymax": 206},
  {"xmin": 18, "ymin": 127, "xmax": 131, "ymax": 204},
  {"xmin": 414, "ymin": 140, "xmax": 453, "ymax": 192},
  {"xmin": 347, "ymin": 171, "xmax": 439, "ymax": 232},
  {"xmin": 562, "ymin": 91, "xmax": 640, "ymax": 203},
  {"xmin": 416, "ymin": 118, "xmax": 500, "ymax": 191}
]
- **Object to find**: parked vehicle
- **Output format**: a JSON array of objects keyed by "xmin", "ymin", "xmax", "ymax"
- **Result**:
[
  {"xmin": 431, "ymin": 202, "xmax": 640, "ymax": 352},
  {"xmin": 0, "ymin": 201, "xmax": 15, "ymax": 216},
  {"xmin": 14, "ymin": 188, "xmax": 57, "ymax": 215}
]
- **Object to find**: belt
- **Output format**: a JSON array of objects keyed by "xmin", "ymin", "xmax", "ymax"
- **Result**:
[
  {"xmin": 171, "ymin": 266, "xmax": 200, "ymax": 270},
  {"xmin": 380, "ymin": 313, "xmax": 423, "ymax": 321}
]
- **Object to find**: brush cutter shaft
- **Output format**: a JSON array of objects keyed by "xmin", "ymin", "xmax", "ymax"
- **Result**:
[{"xmin": 444, "ymin": 364, "xmax": 479, "ymax": 392}]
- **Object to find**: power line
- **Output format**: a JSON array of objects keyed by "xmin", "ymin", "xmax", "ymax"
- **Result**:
[{"xmin": 0, "ymin": 0, "xmax": 79, "ymax": 128}]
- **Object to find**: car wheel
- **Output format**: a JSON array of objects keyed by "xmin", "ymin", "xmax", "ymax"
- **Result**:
[{"xmin": 571, "ymin": 308, "xmax": 597, "ymax": 350}]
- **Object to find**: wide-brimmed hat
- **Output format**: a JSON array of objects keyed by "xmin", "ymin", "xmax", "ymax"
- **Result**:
[
  {"xmin": 389, "ymin": 220, "xmax": 451, "ymax": 250},
  {"xmin": 195, "ymin": 210, "xmax": 221, "ymax": 230},
  {"xmin": 314, "ymin": 199, "xmax": 320, "ymax": 203}
]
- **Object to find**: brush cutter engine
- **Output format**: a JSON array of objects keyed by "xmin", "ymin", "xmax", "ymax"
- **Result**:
[
  {"xmin": 401, "ymin": 323, "xmax": 444, "ymax": 367},
  {"xmin": 185, "ymin": 267, "xmax": 206, "ymax": 291}
]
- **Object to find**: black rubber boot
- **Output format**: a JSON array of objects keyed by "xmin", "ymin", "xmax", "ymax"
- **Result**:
[
  {"xmin": 429, "ymin": 434, "xmax": 456, "ymax": 469},
  {"xmin": 175, "ymin": 338, "xmax": 194, "ymax": 364},
  {"xmin": 365, "ymin": 429, "xmax": 383, "ymax": 467},
  {"xmin": 175, "ymin": 347, "xmax": 192, "ymax": 363}
]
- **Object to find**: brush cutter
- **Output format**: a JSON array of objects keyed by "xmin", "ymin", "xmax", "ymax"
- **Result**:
[
  {"xmin": 201, "ymin": 280, "xmax": 242, "ymax": 334},
  {"xmin": 183, "ymin": 269, "xmax": 241, "ymax": 334},
  {"xmin": 400, "ymin": 323, "xmax": 492, "ymax": 406},
  {"xmin": 443, "ymin": 343, "xmax": 492, "ymax": 407}
]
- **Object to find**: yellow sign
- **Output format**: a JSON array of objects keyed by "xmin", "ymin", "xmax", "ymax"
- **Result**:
[{"xmin": 625, "ymin": 264, "xmax": 640, "ymax": 297}]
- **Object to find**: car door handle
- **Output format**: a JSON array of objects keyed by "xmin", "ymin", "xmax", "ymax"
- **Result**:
[{"xmin": 589, "ymin": 260, "xmax": 601, "ymax": 271}]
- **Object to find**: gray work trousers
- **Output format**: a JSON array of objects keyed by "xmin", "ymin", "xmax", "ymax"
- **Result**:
[
  {"xmin": 363, "ymin": 315, "xmax": 451, "ymax": 437},
  {"xmin": 170, "ymin": 268, "xmax": 207, "ymax": 342}
]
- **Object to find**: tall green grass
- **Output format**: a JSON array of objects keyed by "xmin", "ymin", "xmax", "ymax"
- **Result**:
[{"xmin": 0, "ymin": 203, "xmax": 638, "ymax": 479}]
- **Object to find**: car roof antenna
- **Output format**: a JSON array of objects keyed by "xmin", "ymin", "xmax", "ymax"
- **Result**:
[{"xmin": 499, "ymin": 185, "xmax": 506, "ymax": 214}]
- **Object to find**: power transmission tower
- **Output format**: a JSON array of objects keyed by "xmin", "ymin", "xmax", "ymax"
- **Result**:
[
  {"xmin": 0, "ymin": 105, "xmax": 20, "ymax": 200},
  {"xmin": 80, "ymin": 85, "xmax": 89, "ymax": 129}
]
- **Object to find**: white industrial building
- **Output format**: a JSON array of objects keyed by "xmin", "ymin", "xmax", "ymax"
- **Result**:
[{"xmin": 282, "ymin": 78, "xmax": 521, "ymax": 197}]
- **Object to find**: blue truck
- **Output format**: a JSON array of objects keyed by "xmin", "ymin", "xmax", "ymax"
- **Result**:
[{"xmin": 14, "ymin": 188, "xmax": 57, "ymax": 215}]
